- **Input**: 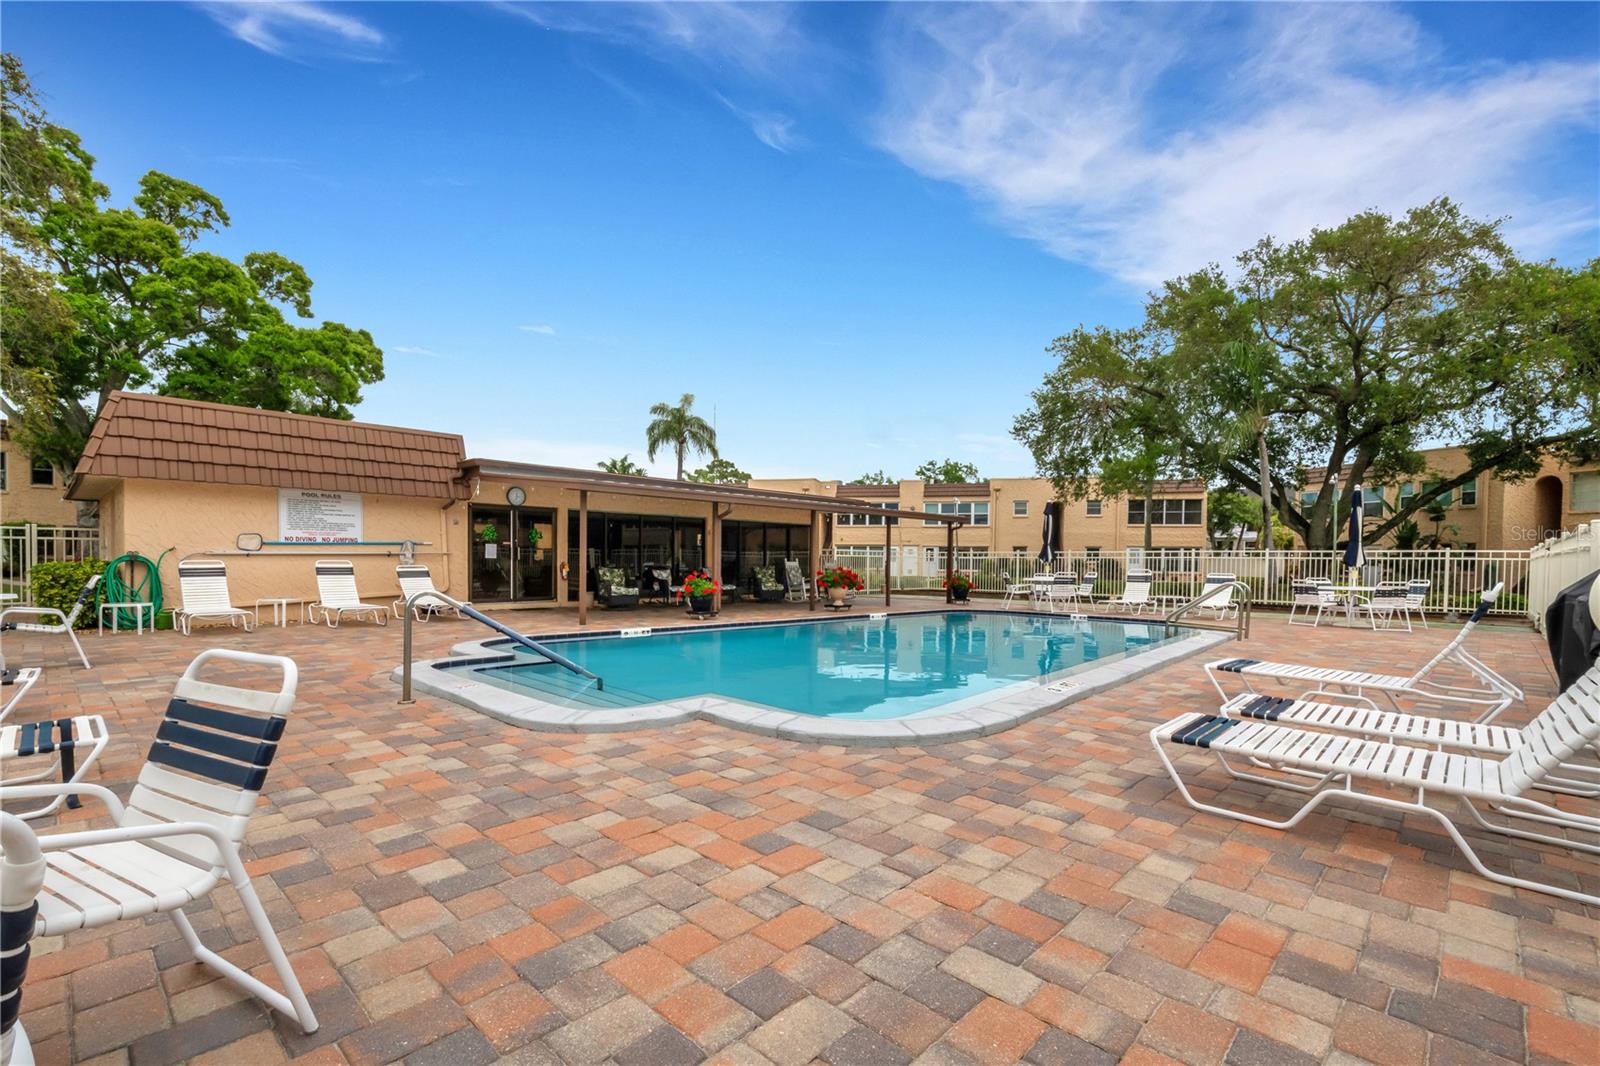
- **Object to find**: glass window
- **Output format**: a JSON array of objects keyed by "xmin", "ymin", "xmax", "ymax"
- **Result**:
[
  {"xmin": 1573, "ymin": 471, "xmax": 1600, "ymax": 512},
  {"xmin": 1362, "ymin": 487, "xmax": 1385, "ymax": 518},
  {"xmin": 30, "ymin": 459, "xmax": 53, "ymax": 487},
  {"xmin": 1128, "ymin": 498, "xmax": 1203, "ymax": 526},
  {"xmin": 1299, "ymin": 490, "xmax": 1318, "ymax": 509},
  {"xmin": 1127, "ymin": 499, "xmax": 1144, "ymax": 525},
  {"xmin": 1459, "ymin": 478, "xmax": 1478, "ymax": 506},
  {"xmin": 1012, "ymin": 500, "xmax": 1028, "ymax": 517},
  {"xmin": 1085, "ymin": 546, "xmax": 1100, "ymax": 555},
  {"xmin": 923, "ymin": 503, "xmax": 943, "ymax": 526},
  {"xmin": 1086, "ymin": 499, "xmax": 1102, "ymax": 516},
  {"xmin": 1424, "ymin": 480, "xmax": 1450, "ymax": 507},
  {"xmin": 0, "ymin": 451, "xmax": 7, "ymax": 491}
]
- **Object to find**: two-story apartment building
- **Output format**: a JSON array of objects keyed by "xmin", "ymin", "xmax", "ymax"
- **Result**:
[{"xmin": 0, "ymin": 421, "xmax": 81, "ymax": 526}]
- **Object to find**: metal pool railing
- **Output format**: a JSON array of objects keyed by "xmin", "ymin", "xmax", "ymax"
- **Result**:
[{"xmin": 397, "ymin": 591, "xmax": 600, "ymax": 703}]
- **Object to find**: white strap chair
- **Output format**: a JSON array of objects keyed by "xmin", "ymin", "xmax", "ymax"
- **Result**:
[
  {"xmin": 310, "ymin": 560, "xmax": 388, "ymax": 627},
  {"xmin": 1360, "ymin": 581, "xmax": 1412, "ymax": 631},
  {"xmin": 1404, "ymin": 580, "xmax": 1432, "ymax": 628},
  {"xmin": 392, "ymin": 564, "xmax": 465, "ymax": 621},
  {"xmin": 1194, "ymin": 573, "xmax": 1238, "ymax": 619},
  {"xmin": 173, "ymin": 560, "xmax": 256, "ymax": 635},
  {"xmin": 1076, "ymin": 571, "xmax": 1098, "ymax": 603},
  {"xmin": 1287, "ymin": 579, "xmax": 1339, "ymax": 627},
  {"xmin": 1, "ymin": 665, "xmax": 111, "ymax": 822},
  {"xmin": 1207, "ymin": 584, "xmax": 1520, "ymax": 721},
  {"xmin": 1151, "ymin": 665, "xmax": 1600, "ymax": 906},
  {"xmin": 1104, "ymin": 570, "xmax": 1154, "ymax": 614},
  {"xmin": 0, "ymin": 649, "xmax": 319, "ymax": 1032},
  {"xmin": 0, "ymin": 576, "xmax": 99, "ymax": 669}
]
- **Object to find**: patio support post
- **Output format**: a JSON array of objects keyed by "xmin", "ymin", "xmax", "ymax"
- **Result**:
[
  {"xmin": 710, "ymin": 503, "xmax": 722, "ymax": 614},
  {"xmin": 945, "ymin": 521, "xmax": 955, "ymax": 604},
  {"xmin": 808, "ymin": 511, "xmax": 820, "ymax": 612},
  {"xmin": 577, "ymin": 490, "xmax": 589, "ymax": 626},
  {"xmin": 884, "ymin": 519, "xmax": 892, "ymax": 607}
]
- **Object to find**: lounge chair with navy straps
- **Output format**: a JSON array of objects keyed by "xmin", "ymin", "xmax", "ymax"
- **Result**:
[
  {"xmin": 309, "ymin": 559, "xmax": 388, "ymax": 627},
  {"xmin": 1, "ymin": 660, "xmax": 111, "ymax": 822},
  {"xmin": 1206, "ymin": 584, "xmax": 1521, "ymax": 722},
  {"xmin": 0, "ymin": 649, "xmax": 319, "ymax": 1033},
  {"xmin": 1150, "ymin": 670, "xmax": 1600, "ymax": 906},
  {"xmin": 0, "ymin": 575, "xmax": 99, "ymax": 670}
]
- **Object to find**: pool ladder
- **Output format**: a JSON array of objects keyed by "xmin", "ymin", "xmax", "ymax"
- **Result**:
[
  {"xmin": 398, "ymin": 590, "xmax": 602, "ymax": 704},
  {"xmin": 1163, "ymin": 581, "xmax": 1252, "ymax": 641}
]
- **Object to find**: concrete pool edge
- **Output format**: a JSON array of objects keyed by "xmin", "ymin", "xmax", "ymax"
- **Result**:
[{"xmin": 392, "ymin": 615, "xmax": 1234, "ymax": 745}]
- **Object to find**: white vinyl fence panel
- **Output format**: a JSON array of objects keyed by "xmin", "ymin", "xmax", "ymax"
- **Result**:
[
  {"xmin": 1527, "ymin": 521, "xmax": 1600, "ymax": 632},
  {"xmin": 0, "ymin": 523, "xmax": 101, "ymax": 604}
]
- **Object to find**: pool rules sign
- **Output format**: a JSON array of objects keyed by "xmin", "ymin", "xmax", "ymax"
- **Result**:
[{"xmin": 278, "ymin": 489, "xmax": 364, "ymax": 544}]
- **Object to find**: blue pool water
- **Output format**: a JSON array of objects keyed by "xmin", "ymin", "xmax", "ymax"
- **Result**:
[{"xmin": 470, "ymin": 612, "xmax": 1185, "ymax": 720}]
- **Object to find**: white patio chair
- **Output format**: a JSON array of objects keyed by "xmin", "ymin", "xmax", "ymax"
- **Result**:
[
  {"xmin": 392, "ymin": 564, "xmax": 465, "ymax": 622},
  {"xmin": 309, "ymin": 560, "xmax": 388, "ymax": 627},
  {"xmin": 1404, "ymin": 580, "xmax": 1432, "ymax": 628},
  {"xmin": 173, "ymin": 559, "xmax": 256, "ymax": 635},
  {"xmin": 1207, "ymin": 584, "xmax": 1521, "ymax": 722},
  {"xmin": 1359, "ymin": 581, "xmax": 1412, "ymax": 631},
  {"xmin": 1001, "ymin": 573, "xmax": 1035, "ymax": 610},
  {"xmin": 1150, "ymin": 668, "xmax": 1600, "ymax": 906},
  {"xmin": 2, "ymin": 812, "xmax": 46, "ymax": 1066},
  {"xmin": 1215, "ymin": 666, "xmax": 1600, "ymax": 799},
  {"xmin": 2, "ymin": 663, "xmax": 111, "ymax": 822},
  {"xmin": 0, "ymin": 575, "xmax": 98, "ymax": 669},
  {"xmin": 1104, "ymin": 570, "xmax": 1154, "ymax": 614},
  {"xmin": 0, "ymin": 649, "xmax": 320, "ymax": 1033},
  {"xmin": 1194, "ymin": 572, "xmax": 1239, "ymax": 620},
  {"xmin": 1287, "ymin": 579, "xmax": 1339, "ymax": 627},
  {"xmin": 1042, "ymin": 575, "xmax": 1079, "ymax": 613},
  {"xmin": 1076, "ymin": 571, "xmax": 1098, "ymax": 604}
]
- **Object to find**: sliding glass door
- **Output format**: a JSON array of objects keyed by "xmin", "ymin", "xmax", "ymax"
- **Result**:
[{"xmin": 470, "ymin": 506, "xmax": 555, "ymax": 602}]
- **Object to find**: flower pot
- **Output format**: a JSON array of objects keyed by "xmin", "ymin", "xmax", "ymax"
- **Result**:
[
  {"xmin": 828, "ymin": 587, "xmax": 848, "ymax": 606},
  {"xmin": 951, "ymin": 587, "xmax": 970, "ymax": 603},
  {"xmin": 687, "ymin": 595, "xmax": 714, "ymax": 616}
]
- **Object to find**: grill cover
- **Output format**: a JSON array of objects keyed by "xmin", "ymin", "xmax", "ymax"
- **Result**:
[{"xmin": 1544, "ymin": 569, "xmax": 1600, "ymax": 693}]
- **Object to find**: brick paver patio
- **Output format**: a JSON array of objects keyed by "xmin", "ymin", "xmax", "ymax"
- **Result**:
[{"xmin": 7, "ymin": 601, "xmax": 1597, "ymax": 1065}]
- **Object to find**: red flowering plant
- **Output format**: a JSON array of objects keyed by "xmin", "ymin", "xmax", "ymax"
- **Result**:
[
  {"xmin": 943, "ymin": 572, "xmax": 974, "ymax": 593},
  {"xmin": 678, "ymin": 571, "xmax": 720, "ymax": 600},
  {"xmin": 815, "ymin": 565, "xmax": 866, "ymax": 591}
]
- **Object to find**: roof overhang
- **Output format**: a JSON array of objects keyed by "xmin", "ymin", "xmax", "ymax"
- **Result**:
[{"xmin": 461, "ymin": 459, "xmax": 966, "ymax": 524}]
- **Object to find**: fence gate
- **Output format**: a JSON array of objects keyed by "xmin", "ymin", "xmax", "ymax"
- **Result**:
[{"xmin": 0, "ymin": 523, "xmax": 102, "ymax": 605}]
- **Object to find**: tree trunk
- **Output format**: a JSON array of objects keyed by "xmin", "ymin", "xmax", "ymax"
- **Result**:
[
  {"xmin": 676, "ymin": 442, "xmax": 685, "ymax": 481},
  {"xmin": 1255, "ymin": 430, "xmax": 1273, "ymax": 551},
  {"xmin": 1143, "ymin": 481, "xmax": 1154, "ymax": 552}
]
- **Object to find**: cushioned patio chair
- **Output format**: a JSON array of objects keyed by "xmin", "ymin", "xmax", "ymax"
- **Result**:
[
  {"xmin": 392, "ymin": 564, "xmax": 465, "ymax": 622},
  {"xmin": 1151, "ymin": 663, "xmax": 1600, "ymax": 906},
  {"xmin": 749, "ymin": 565, "xmax": 786, "ymax": 603},
  {"xmin": 173, "ymin": 559, "xmax": 255, "ymax": 635},
  {"xmin": 596, "ymin": 566, "xmax": 640, "ymax": 609},
  {"xmin": 0, "ymin": 649, "xmax": 320, "ymax": 1031},
  {"xmin": 1206, "ymin": 584, "xmax": 1520, "ymax": 722},
  {"xmin": 0, "ymin": 575, "xmax": 99, "ymax": 669},
  {"xmin": 783, "ymin": 560, "xmax": 812, "ymax": 603},
  {"xmin": 1, "ymin": 664, "xmax": 111, "ymax": 821},
  {"xmin": 309, "ymin": 560, "xmax": 388, "ymax": 627}
]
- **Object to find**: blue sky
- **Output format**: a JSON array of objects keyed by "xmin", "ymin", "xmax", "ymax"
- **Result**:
[{"xmin": 7, "ymin": 2, "xmax": 1598, "ymax": 478}]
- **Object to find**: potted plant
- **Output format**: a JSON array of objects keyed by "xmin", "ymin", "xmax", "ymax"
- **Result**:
[
  {"xmin": 678, "ymin": 570, "xmax": 720, "ymax": 617},
  {"xmin": 815, "ymin": 565, "xmax": 866, "ymax": 607},
  {"xmin": 945, "ymin": 572, "xmax": 974, "ymax": 603}
]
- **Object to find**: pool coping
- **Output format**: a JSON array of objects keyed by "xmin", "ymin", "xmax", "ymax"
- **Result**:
[{"xmin": 391, "ymin": 609, "xmax": 1233, "ymax": 745}]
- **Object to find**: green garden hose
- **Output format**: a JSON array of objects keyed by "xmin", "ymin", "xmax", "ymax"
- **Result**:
[{"xmin": 101, "ymin": 549, "xmax": 172, "ymax": 629}]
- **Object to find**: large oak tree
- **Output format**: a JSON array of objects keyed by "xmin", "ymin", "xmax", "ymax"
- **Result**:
[{"xmin": 1014, "ymin": 199, "xmax": 1599, "ymax": 549}]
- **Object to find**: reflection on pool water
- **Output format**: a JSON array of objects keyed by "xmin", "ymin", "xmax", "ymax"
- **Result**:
[{"xmin": 472, "ymin": 612, "xmax": 1185, "ymax": 720}]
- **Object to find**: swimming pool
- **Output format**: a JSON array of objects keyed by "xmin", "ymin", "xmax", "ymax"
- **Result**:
[{"xmin": 405, "ymin": 610, "xmax": 1230, "ymax": 743}]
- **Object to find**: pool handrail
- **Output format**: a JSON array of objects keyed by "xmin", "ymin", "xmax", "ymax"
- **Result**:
[
  {"xmin": 1164, "ymin": 580, "xmax": 1252, "ymax": 641},
  {"xmin": 398, "ymin": 590, "xmax": 602, "ymax": 703}
]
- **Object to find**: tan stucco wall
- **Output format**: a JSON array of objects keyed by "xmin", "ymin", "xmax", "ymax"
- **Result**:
[{"xmin": 1, "ymin": 434, "xmax": 82, "ymax": 526}]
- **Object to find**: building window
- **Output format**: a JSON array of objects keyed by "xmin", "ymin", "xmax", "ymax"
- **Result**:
[
  {"xmin": 0, "ymin": 452, "xmax": 7, "ymax": 492},
  {"xmin": 1086, "ymin": 499, "xmax": 1102, "ymax": 516},
  {"xmin": 837, "ymin": 503, "xmax": 899, "ymax": 527},
  {"xmin": 1573, "ymin": 471, "xmax": 1600, "ymax": 513},
  {"xmin": 1398, "ymin": 483, "xmax": 1415, "ymax": 509},
  {"xmin": 1459, "ymin": 478, "xmax": 1478, "ymax": 507},
  {"xmin": 30, "ymin": 459, "xmax": 53, "ymax": 487},
  {"xmin": 1012, "ymin": 500, "xmax": 1028, "ymax": 517},
  {"xmin": 1011, "ymin": 546, "xmax": 1028, "ymax": 554},
  {"xmin": 1299, "ymin": 490, "xmax": 1318, "ymax": 509},
  {"xmin": 1362, "ymin": 487, "xmax": 1385, "ymax": 518},
  {"xmin": 1085, "ymin": 546, "xmax": 1100, "ymax": 556},
  {"xmin": 924, "ymin": 501, "xmax": 989, "ymax": 526},
  {"xmin": 1424, "ymin": 480, "xmax": 1450, "ymax": 507},
  {"xmin": 1126, "ymin": 498, "xmax": 1203, "ymax": 526}
]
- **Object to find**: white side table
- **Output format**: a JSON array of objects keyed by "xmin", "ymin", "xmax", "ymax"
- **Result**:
[
  {"xmin": 254, "ymin": 598, "xmax": 307, "ymax": 627},
  {"xmin": 99, "ymin": 601, "xmax": 154, "ymax": 634}
]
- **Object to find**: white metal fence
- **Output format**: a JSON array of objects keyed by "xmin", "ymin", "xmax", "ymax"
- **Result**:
[
  {"xmin": 1527, "ymin": 521, "xmax": 1600, "ymax": 632},
  {"xmin": 827, "ymin": 546, "xmax": 1534, "ymax": 618},
  {"xmin": 0, "ymin": 523, "xmax": 102, "ymax": 604}
]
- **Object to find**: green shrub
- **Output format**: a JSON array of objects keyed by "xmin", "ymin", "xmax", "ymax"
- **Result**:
[{"xmin": 28, "ymin": 559, "xmax": 104, "ymax": 629}]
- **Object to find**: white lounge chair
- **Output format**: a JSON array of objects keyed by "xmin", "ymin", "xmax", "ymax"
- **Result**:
[
  {"xmin": 0, "ymin": 575, "xmax": 98, "ymax": 670},
  {"xmin": 392, "ymin": 564, "xmax": 465, "ymax": 621},
  {"xmin": 0, "ymin": 649, "xmax": 320, "ymax": 1032},
  {"xmin": 1, "ymin": 663, "xmax": 111, "ymax": 821},
  {"xmin": 173, "ymin": 559, "xmax": 256, "ymax": 635},
  {"xmin": 1104, "ymin": 569, "xmax": 1154, "ymax": 614},
  {"xmin": 1151, "ymin": 668, "xmax": 1600, "ymax": 906},
  {"xmin": 310, "ymin": 560, "xmax": 388, "ymax": 627},
  {"xmin": 1288, "ymin": 579, "xmax": 1339, "ymax": 627},
  {"xmin": 1215, "ymin": 667, "xmax": 1600, "ymax": 798},
  {"xmin": 1194, "ymin": 573, "xmax": 1238, "ymax": 620},
  {"xmin": 2, "ymin": 811, "xmax": 45, "ymax": 1066},
  {"xmin": 1207, "ymin": 584, "xmax": 1521, "ymax": 722}
]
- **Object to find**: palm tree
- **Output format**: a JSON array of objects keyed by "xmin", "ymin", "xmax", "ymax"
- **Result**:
[
  {"xmin": 598, "ymin": 455, "xmax": 645, "ymax": 476},
  {"xmin": 645, "ymin": 393, "xmax": 718, "ymax": 480},
  {"xmin": 1215, "ymin": 340, "xmax": 1279, "ymax": 551}
]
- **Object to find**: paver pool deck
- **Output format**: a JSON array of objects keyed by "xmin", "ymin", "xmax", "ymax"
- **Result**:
[{"xmin": 6, "ymin": 601, "xmax": 1596, "ymax": 1066}]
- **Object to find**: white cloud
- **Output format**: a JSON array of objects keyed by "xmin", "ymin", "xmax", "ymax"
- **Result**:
[
  {"xmin": 198, "ymin": 2, "xmax": 385, "ymax": 60},
  {"xmin": 715, "ymin": 93, "xmax": 802, "ymax": 152},
  {"xmin": 877, "ymin": 3, "xmax": 1600, "ymax": 284},
  {"xmin": 391, "ymin": 345, "xmax": 445, "ymax": 358},
  {"xmin": 470, "ymin": 436, "xmax": 673, "ymax": 477},
  {"xmin": 518, "ymin": 324, "xmax": 557, "ymax": 336}
]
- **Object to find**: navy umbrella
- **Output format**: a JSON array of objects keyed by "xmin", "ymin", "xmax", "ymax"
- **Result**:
[
  {"xmin": 1038, "ymin": 503, "xmax": 1056, "ymax": 566},
  {"xmin": 1343, "ymin": 484, "xmax": 1365, "ymax": 578}
]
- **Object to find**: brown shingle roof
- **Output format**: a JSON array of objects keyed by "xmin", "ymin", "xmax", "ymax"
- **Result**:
[{"xmin": 69, "ymin": 392, "xmax": 467, "ymax": 500}]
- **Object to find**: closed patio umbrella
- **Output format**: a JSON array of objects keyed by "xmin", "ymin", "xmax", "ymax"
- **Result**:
[
  {"xmin": 1038, "ymin": 503, "xmax": 1056, "ymax": 567},
  {"xmin": 1344, "ymin": 484, "xmax": 1365, "ymax": 581}
]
